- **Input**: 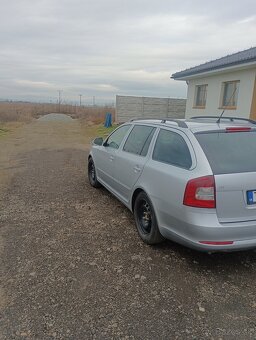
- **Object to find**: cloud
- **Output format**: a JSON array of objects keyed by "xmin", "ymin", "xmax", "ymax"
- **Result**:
[
  {"xmin": 237, "ymin": 16, "xmax": 256, "ymax": 24},
  {"xmin": 0, "ymin": 0, "xmax": 255, "ymax": 103},
  {"xmin": 15, "ymin": 79, "xmax": 57, "ymax": 89}
]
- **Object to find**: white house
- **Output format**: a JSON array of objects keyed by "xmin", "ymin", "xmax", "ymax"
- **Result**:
[{"xmin": 171, "ymin": 47, "xmax": 256, "ymax": 120}]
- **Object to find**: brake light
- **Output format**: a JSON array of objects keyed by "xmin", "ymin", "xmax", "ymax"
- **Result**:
[
  {"xmin": 226, "ymin": 127, "xmax": 251, "ymax": 132},
  {"xmin": 183, "ymin": 176, "xmax": 216, "ymax": 208}
]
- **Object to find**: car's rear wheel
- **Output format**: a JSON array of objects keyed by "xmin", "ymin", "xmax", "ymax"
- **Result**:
[
  {"xmin": 88, "ymin": 158, "xmax": 101, "ymax": 188},
  {"xmin": 134, "ymin": 192, "xmax": 164, "ymax": 244}
]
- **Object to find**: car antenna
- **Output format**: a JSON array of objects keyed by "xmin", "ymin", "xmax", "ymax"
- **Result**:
[{"xmin": 216, "ymin": 86, "xmax": 238, "ymax": 124}]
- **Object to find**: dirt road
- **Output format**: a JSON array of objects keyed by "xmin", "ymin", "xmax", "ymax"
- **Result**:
[{"xmin": 1, "ymin": 119, "xmax": 256, "ymax": 339}]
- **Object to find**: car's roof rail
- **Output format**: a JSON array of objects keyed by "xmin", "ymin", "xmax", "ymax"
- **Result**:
[
  {"xmin": 161, "ymin": 118, "xmax": 188, "ymax": 128},
  {"xmin": 190, "ymin": 116, "xmax": 256, "ymax": 125},
  {"xmin": 130, "ymin": 117, "xmax": 188, "ymax": 128}
]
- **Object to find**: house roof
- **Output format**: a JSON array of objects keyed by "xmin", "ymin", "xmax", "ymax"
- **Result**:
[{"xmin": 171, "ymin": 47, "xmax": 256, "ymax": 80}]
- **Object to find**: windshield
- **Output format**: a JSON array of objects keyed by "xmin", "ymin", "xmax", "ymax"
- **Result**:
[{"xmin": 195, "ymin": 130, "xmax": 256, "ymax": 174}]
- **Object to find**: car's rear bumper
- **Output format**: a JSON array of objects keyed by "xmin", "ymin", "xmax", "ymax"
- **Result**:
[
  {"xmin": 158, "ymin": 208, "xmax": 256, "ymax": 252},
  {"xmin": 160, "ymin": 226, "xmax": 256, "ymax": 252}
]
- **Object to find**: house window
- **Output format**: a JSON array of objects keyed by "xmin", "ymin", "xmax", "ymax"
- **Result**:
[
  {"xmin": 220, "ymin": 80, "xmax": 240, "ymax": 109},
  {"xmin": 194, "ymin": 84, "xmax": 208, "ymax": 108}
]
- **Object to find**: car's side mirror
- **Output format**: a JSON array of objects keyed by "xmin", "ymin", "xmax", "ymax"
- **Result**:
[{"xmin": 93, "ymin": 137, "xmax": 103, "ymax": 146}]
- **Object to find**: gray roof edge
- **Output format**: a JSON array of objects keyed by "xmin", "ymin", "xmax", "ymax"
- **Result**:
[{"xmin": 172, "ymin": 47, "xmax": 256, "ymax": 79}]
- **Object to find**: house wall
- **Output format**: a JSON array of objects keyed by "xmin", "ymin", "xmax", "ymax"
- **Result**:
[
  {"xmin": 116, "ymin": 95, "xmax": 186, "ymax": 123},
  {"xmin": 185, "ymin": 68, "xmax": 256, "ymax": 119}
]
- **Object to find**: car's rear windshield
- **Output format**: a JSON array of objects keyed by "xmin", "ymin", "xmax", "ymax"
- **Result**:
[{"xmin": 195, "ymin": 130, "xmax": 256, "ymax": 174}]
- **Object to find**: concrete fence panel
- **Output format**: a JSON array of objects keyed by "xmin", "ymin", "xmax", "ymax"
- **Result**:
[{"xmin": 116, "ymin": 95, "xmax": 186, "ymax": 123}]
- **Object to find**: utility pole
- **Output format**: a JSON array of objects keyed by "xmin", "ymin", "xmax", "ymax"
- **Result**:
[
  {"xmin": 93, "ymin": 96, "xmax": 95, "ymax": 106},
  {"xmin": 58, "ymin": 90, "xmax": 62, "ymax": 113},
  {"xmin": 79, "ymin": 94, "xmax": 82, "ymax": 106}
]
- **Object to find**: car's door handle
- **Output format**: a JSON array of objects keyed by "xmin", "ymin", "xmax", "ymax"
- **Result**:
[
  {"xmin": 133, "ymin": 165, "xmax": 141, "ymax": 173},
  {"xmin": 109, "ymin": 155, "xmax": 115, "ymax": 161}
]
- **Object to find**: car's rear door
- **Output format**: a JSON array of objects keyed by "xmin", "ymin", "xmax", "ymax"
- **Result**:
[
  {"xmin": 215, "ymin": 173, "xmax": 256, "ymax": 223},
  {"xmin": 139, "ymin": 128, "xmax": 195, "ymax": 234},
  {"xmin": 196, "ymin": 129, "xmax": 256, "ymax": 223}
]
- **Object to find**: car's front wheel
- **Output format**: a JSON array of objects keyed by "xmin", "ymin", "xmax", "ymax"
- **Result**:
[
  {"xmin": 134, "ymin": 192, "xmax": 164, "ymax": 244},
  {"xmin": 88, "ymin": 158, "xmax": 101, "ymax": 188}
]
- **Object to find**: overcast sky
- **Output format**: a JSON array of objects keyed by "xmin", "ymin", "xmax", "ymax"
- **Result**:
[{"xmin": 0, "ymin": 0, "xmax": 256, "ymax": 105}]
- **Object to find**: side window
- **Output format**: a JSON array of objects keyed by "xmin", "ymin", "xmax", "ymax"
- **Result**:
[
  {"xmin": 106, "ymin": 125, "xmax": 131, "ymax": 149},
  {"xmin": 153, "ymin": 129, "xmax": 192, "ymax": 169},
  {"xmin": 123, "ymin": 125, "xmax": 156, "ymax": 156}
]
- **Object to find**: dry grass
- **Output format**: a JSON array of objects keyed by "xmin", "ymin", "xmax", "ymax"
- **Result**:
[
  {"xmin": 75, "ymin": 106, "xmax": 115, "ymax": 124},
  {"xmin": 0, "ymin": 102, "xmax": 116, "ymax": 141},
  {"xmin": 0, "ymin": 127, "xmax": 8, "ymax": 138},
  {"xmin": 0, "ymin": 122, "xmax": 26, "ymax": 139},
  {"xmin": 80, "ymin": 123, "xmax": 117, "ymax": 142},
  {"xmin": 0, "ymin": 102, "xmax": 116, "ymax": 124},
  {"xmin": 0, "ymin": 102, "xmax": 35, "ymax": 122}
]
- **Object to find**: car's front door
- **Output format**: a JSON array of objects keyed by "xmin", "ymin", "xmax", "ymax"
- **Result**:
[{"xmin": 94, "ymin": 124, "xmax": 131, "ymax": 192}]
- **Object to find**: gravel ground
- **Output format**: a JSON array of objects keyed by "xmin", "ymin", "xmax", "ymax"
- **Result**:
[{"xmin": 1, "ymin": 119, "xmax": 256, "ymax": 339}]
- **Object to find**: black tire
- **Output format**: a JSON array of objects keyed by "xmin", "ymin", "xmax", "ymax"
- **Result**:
[
  {"xmin": 88, "ymin": 158, "xmax": 101, "ymax": 188},
  {"xmin": 134, "ymin": 192, "xmax": 164, "ymax": 245}
]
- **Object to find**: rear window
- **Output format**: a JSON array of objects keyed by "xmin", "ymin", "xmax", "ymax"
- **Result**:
[{"xmin": 196, "ymin": 131, "xmax": 256, "ymax": 174}]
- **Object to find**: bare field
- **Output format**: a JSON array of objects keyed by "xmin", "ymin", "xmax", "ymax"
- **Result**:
[
  {"xmin": 0, "ymin": 119, "xmax": 115, "ymax": 191},
  {"xmin": 1, "ymin": 119, "xmax": 256, "ymax": 339},
  {"xmin": 0, "ymin": 102, "xmax": 115, "ymax": 123},
  {"xmin": 0, "ymin": 102, "xmax": 116, "ymax": 144}
]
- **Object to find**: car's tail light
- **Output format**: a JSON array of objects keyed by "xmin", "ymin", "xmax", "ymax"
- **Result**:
[
  {"xmin": 226, "ymin": 127, "xmax": 251, "ymax": 132},
  {"xmin": 183, "ymin": 176, "xmax": 216, "ymax": 208}
]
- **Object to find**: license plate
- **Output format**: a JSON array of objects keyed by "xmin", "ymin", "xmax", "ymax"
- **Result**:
[{"xmin": 247, "ymin": 190, "xmax": 256, "ymax": 205}]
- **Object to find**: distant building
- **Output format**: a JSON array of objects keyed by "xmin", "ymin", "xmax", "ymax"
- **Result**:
[{"xmin": 172, "ymin": 47, "xmax": 256, "ymax": 119}]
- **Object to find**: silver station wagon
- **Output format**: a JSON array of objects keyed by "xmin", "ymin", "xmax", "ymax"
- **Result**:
[{"xmin": 88, "ymin": 116, "xmax": 256, "ymax": 252}]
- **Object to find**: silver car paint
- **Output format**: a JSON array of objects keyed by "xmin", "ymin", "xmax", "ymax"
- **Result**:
[
  {"xmin": 90, "ymin": 120, "xmax": 256, "ymax": 252},
  {"xmin": 215, "ymin": 172, "xmax": 256, "ymax": 223}
]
